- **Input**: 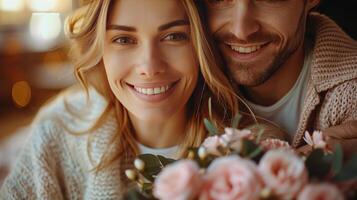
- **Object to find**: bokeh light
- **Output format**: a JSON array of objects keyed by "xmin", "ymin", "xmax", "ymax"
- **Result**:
[
  {"xmin": 29, "ymin": 12, "xmax": 61, "ymax": 42},
  {"xmin": 11, "ymin": 81, "xmax": 32, "ymax": 108},
  {"xmin": 27, "ymin": 0, "xmax": 56, "ymax": 12},
  {"xmin": 0, "ymin": 0, "xmax": 25, "ymax": 12},
  {"xmin": 26, "ymin": 0, "xmax": 72, "ymax": 12}
]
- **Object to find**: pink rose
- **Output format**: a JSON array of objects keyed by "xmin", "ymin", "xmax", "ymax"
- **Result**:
[
  {"xmin": 260, "ymin": 138, "xmax": 291, "ymax": 151},
  {"xmin": 258, "ymin": 149, "xmax": 308, "ymax": 200},
  {"xmin": 202, "ymin": 136, "xmax": 222, "ymax": 156},
  {"xmin": 200, "ymin": 156, "xmax": 263, "ymax": 200},
  {"xmin": 298, "ymin": 183, "xmax": 344, "ymax": 200},
  {"xmin": 220, "ymin": 128, "xmax": 252, "ymax": 150},
  {"xmin": 153, "ymin": 160, "xmax": 202, "ymax": 200}
]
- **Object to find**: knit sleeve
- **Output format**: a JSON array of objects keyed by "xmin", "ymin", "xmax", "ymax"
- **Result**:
[
  {"xmin": 317, "ymin": 79, "xmax": 357, "ymax": 129},
  {"xmin": 0, "ymin": 120, "xmax": 64, "ymax": 200}
]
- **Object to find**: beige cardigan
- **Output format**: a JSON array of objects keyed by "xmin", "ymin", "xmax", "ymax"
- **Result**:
[
  {"xmin": 291, "ymin": 13, "xmax": 357, "ymax": 148},
  {"xmin": 0, "ymin": 13, "xmax": 356, "ymax": 199}
]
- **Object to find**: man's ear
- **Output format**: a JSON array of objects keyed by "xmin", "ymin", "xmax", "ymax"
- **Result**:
[{"xmin": 306, "ymin": 0, "xmax": 321, "ymax": 11}]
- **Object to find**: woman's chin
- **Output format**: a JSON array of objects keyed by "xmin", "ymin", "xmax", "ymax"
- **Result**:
[{"xmin": 131, "ymin": 110, "xmax": 174, "ymax": 123}]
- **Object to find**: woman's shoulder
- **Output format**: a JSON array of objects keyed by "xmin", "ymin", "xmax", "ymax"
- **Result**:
[
  {"xmin": 0, "ymin": 85, "xmax": 111, "ymax": 199},
  {"xmin": 17, "ymin": 85, "xmax": 115, "ymax": 177},
  {"xmin": 28, "ymin": 85, "xmax": 118, "ymax": 164},
  {"xmin": 22, "ymin": 85, "xmax": 112, "ymax": 165},
  {"xmin": 33, "ymin": 85, "xmax": 110, "ymax": 133}
]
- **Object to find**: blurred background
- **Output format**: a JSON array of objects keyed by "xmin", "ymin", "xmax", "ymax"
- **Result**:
[
  {"xmin": 0, "ymin": 0, "xmax": 77, "ymax": 184},
  {"xmin": 0, "ymin": 0, "xmax": 356, "ymax": 186}
]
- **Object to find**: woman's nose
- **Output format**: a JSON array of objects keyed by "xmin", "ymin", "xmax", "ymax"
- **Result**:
[{"xmin": 135, "ymin": 43, "xmax": 166, "ymax": 77}]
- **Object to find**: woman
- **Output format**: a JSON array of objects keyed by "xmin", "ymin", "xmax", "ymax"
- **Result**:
[{"xmin": 0, "ymin": 0, "xmax": 239, "ymax": 199}]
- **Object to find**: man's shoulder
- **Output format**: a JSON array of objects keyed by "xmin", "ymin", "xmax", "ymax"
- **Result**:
[{"xmin": 308, "ymin": 13, "xmax": 357, "ymax": 92}]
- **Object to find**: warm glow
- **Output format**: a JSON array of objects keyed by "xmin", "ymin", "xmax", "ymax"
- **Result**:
[
  {"xmin": 27, "ymin": 0, "xmax": 56, "ymax": 11},
  {"xmin": 0, "ymin": 0, "xmax": 25, "ymax": 12},
  {"xmin": 26, "ymin": 0, "xmax": 71, "ymax": 12},
  {"xmin": 12, "ymin": 81, "xmax": 32, "ymax": 107},
  {"xmin": 29, "ymin": 12, "xmax": 61, "ymax": 42}
]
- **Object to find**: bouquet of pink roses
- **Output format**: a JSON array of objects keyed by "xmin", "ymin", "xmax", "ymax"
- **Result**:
[{"xmin": 124, "ymin": 117, "xmax": 357, "ymax": 200}]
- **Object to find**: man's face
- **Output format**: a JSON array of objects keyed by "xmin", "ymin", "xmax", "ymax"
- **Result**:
[{"xmin": 205, "ymin": 0, "xmax": 319, "ymax": 86}]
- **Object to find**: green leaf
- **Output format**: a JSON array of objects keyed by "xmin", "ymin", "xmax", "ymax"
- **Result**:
[
  {"xmin": 333, "ymin": 153, "xmax": 357, "ymax": 181},
  {"xmin": 157, "ymin": 155, "xmax": 176, "ymax": 166},
  {"xmin": 331, "ymin": 143, "xmax": 343, "ymax": 175},
  {"xmin": 231, "ymin": 113, "xmax": 242, "ymax": 129},
  {"xmin": 204, "ymin": 118, "xmax": 218, "ymax": 136},
  {"xmin": 240, "ymin": 139, "xmax": 258, "ymax": 156},
  {"xmin": 239, "ymin": 139, "xmax": 262, "ymax": 163},
  {"xmin": 305, "ymin": 149, "xmax": 331, "ymax": 179},
  {"xmin": 247, "ymin": 147, "xmax": 263, "ymax": 159},
  {"xmin": 137, "ymin": 154, "xmax": 167, "ymax": 182}
]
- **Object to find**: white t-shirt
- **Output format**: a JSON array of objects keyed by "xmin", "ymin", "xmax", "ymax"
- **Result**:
[
  {"xmin": 137, "ymin": 142, "xmax": 179, "ymax": 159},
  {"xmin": 244, "ymin": 42, "xmax": 312, "ymax": 139}
]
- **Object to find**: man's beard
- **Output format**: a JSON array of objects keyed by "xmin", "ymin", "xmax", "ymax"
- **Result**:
[{"xmin": 218, "ymin": 11, "xmax": 307, "ymax": 87}]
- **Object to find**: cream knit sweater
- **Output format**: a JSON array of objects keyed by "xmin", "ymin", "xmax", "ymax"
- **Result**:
[
  {"xmin": 0, "ymin": 13, "xmax": 356, "ymax": 199},
  {"xmin": 0, "ymin": 87, "xmax": 135, "ymax": 199}
]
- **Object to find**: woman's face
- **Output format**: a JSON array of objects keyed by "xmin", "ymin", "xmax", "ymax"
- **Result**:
[{"xmin": 103, "ymin": 0, "xmax": 199, "ymax": 122}]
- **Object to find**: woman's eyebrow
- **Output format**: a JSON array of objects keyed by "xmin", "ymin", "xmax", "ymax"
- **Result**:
[
  {"xmin": 106, "ymin": 19, "xmax": 189, "ymax": 32},
  {"xmin": 107, "ymin": 25, "xmax": 136, "ymax": 32},
  {"xmin": 158, "ymin": 19, "xmax": 189, "ymax": 31}
]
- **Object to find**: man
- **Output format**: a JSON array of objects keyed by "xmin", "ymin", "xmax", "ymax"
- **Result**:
[{"xmin": 203, "ymin": 0, "xmax": 357, "ymax": 155}]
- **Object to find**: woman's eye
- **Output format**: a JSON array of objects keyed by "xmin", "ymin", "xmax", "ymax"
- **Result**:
[
  {"xmin": 163, "ymin": 32, "xmax": 189, "ymax": 42},
  {"xmin": 113, "ymin": 36, "xmax": 136, "ymax": 45}
]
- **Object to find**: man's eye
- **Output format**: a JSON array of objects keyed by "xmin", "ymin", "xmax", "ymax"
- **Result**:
[
  {"xmin": 163, "ymin": 32, "xmax": 189, "ymax": 42},
  {"xmin": 113, "ymin": 37, "xmax": 136, "ymax": 45}
]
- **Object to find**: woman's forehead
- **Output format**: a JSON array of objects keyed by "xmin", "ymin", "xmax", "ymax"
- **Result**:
[{"xmin": 107, "ymin": 0, "xmax": 188, "ymax": 26}]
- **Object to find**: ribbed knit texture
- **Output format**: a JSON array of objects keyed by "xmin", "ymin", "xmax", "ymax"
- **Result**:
[{"xmin": 292, "ymin": 13, "xmax": 357, "ymax": 147}]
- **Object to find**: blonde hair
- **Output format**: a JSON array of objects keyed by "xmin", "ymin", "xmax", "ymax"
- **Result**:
[{"xmin": 65, "ymin": 0, "xmax": 239, "ymax": 171}]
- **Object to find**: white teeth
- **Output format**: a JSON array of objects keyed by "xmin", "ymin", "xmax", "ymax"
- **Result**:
[
  {"xmin": 147, "ymin": 88, "xmax": 153, "ymax": 95},
  {"xmin": 231, "ymin": 45, "xmax": 261, "ymax": 54},
  {"xmin": 154, "ymin": 88, "xmax": 161, "ymax": 94},
  {"xmin": 134, "ymin": 85, "xmax": 171, "ymax": 95}
]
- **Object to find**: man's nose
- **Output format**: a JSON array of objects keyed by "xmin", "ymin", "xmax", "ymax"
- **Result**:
[
  {"xmin": 230, "ymin": 1, "xmax": 260, "ymax": 41},
  {"xmin": 135, "ymin": 44, "xmax": 166, "ymax": 77}
]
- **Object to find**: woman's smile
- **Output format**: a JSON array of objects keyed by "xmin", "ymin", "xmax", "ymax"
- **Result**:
[{"xmin": 124, "ymin": 80, "xmax": 180, "ymax": 103}]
